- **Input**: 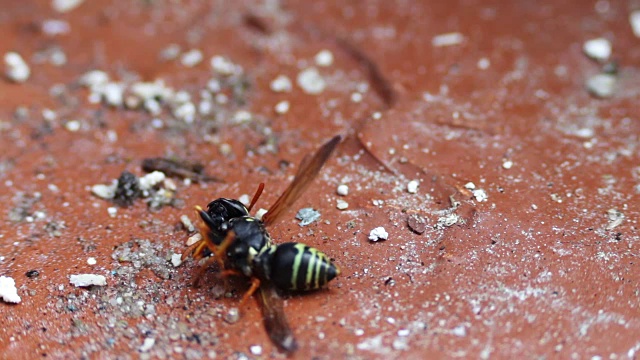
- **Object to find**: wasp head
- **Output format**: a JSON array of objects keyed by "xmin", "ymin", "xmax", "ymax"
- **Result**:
[{"xmin": 204, "ymin": 198, "xmax": 249, "ymax": 230}]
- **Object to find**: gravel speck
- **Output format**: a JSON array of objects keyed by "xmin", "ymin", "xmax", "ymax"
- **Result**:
[
  {"xmin": 432, "ymin": 32, "xmax": 464, "ymax": 47},
  {"xmin": 586, "ymin": 73, "xmax": 617, "ymax": 98},
  {"xmin": 407, "ymin": 180, "xmax": 419, "ymax": 194},
  {"xmin": 52, "ymin": 0, "xmax": 85, "ymax": 12},
  {"xmin": 87, "ymin": 257, "xmax": 97, "ymax": 265},
  {"xmin": 107, "ymin": 207, "xmax": 117, "ymax": 218},
  {"xmin": 314, "ymin": 49, "xmax": 334, "ymax": 67},
  {"xmin": 249, "ymin": 345, "xmax": 262, "ymax": 355},
  {"xmin": 140, "ymin": 337, "xmax": 155, "ymax": 352},
  {"xmin": 336, "ymin": 199, "xmax": 349, "ymax": 210},
  {"xmin": 4, "ymin": 52, "xmax": 30, "ymax": 83},
  {"xmin": 583, "ymin": 38, "xmax": 611, "ymax": 61},
  {"xmin": 297, "ymin": 67, "xmax": 326, "ymax": 94},
  {"xmin": 270, "ymin": 75, "xmax": 292, "ymax": 92},
  {"xmin": 368, "ymin": 227, "xmax": 388, "ymax": 242},
  {"xmin": 336, "ymin": 184, "xmax": 349, "ymax": 196},
  {"xmin": 630, "ymin": 10, "xmax": 640, "ymax": 38},
  {"xmin": 0, "ymin": 276, "xmax": 21, "ymax": 304},
  {"xmin": 171, "ymin": 253, "xmax": 183, "ymax": 267},
  {"xmin": 224, "ymin": 308, "xmax": 240, "ymax": 324},
  {"xmin": 69, "ymin": 274, "xmax": 107, "ymax": 287},
  {"xmin": 296, "ymin": 208, "xmax": 321, "ymax": 226},
  {"xmin": 180, "ymin": 49, "xmax": 203, "ymax": 67},
  {"xmin": 502, "ymin": 160, "xmax": 513, "ymax": 169},
  {"xmin": 274, "ymin": 100, "xmax": 290, "ymax": 114}
]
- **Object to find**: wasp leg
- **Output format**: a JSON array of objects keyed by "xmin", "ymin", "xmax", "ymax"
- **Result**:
[
  {"xmin": 247, "ymin": 183, "xmax": 265, "ymax": 212},
  {"xmin": 239, "ymin": 277, "xmax": 261, "ymax": 307},
  {"xmin": 191, "ymin": 255, "xmax": 219, "ymax": 287}
]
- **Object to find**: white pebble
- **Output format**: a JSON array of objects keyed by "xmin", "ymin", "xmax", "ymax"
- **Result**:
[
  {"xmin": 472, "ymin": 189, "xmax": 488, "ymax": 202},
  {"xmin": 102, "ymin": 82, "xmax": 124, "ymax": 107},
  {"xmin": 180, "ymin": 215, "xmax": 195, "ymax": 232},
  {"xmin": 314, "ymin": 49, "xmax": 334, "ymax": 67},
  {"xmin": 139, "ymin": 171, "xmax": 166, "ymax": 190},
  {"xmin": 64, "ymin": 120, "xmax": 81, "ymax": 132},
  {"xmin": 52, "ymin": 0, "xmax": 84, "ymax": 13},
  {"xmin": 180, "ymin": 49, "xmax": 203, "ymax": 67},
  {"xmin": 255, "ymin": 208, "xmax": 268, "ymax": 220},
  {"xmin": 0, "ymin": 276, "xmax": 21, "ymax": 304},
  {"xmin": 630, "ymin": 10, "xmax": 640, "ymax": 38},
  {"xmin": 250, "ymin": 345, "xmax": 263, "ymax": 355},
  {"xmin": 42, "ymin": 19, "xmax": 71, "ymax": 36},
  {"xmin": 239, "ymin": 194, "xmax": 250, "ymax": 205},
  {"xmin": 274, "ymin": 100, "xmax": 290, "ymax": 114},
  {"xmin": 4, "ymin": 52, "xmax": 30, "ymax": 83},
  {"xmin": 87, "ymin": 257, "xmax": 97, "ymax": 265},
  {"xmin": 211, "ymin": 56, "xmax": 240, "ymax": 75},
  {"xmin": 171, "ymin": 253, "xmax": 182, "ymax": 267},
  {"xmin": 107, "ymin": 207, "xmax": 117, "ymax": 218},
  {"xmin": 586, "ymin": 73, "xmax": 616, "ymax": 98},
  {"xmin": 368, "ymin": 227, "xmax": 388, "ymax": 242},
  {"xmin": 464, "ymin": 182, "xmax": 476, "ymax": 190},
  {"xmin": 502, "ymin": 160, "xmax": 513, "ymax": 169},
  {"xmin": 270, "ymin": 75, "xmax": 292, "ymax": 92},
  {"xmin": 407, "ymin": 180, "xmax": 419, "ymax": 194},
  {"xmin": 140, "ymin": 338, "xmax": 155, "ymax": 352},
  {"xmin": 477, "ymin": 57, "xmax": 491, "ymax": 70},
  {"xmin": 186, "ymin": 233, "xmax": 202, "ymax": 246},
  {"xmin": 336, "ymin": 199, "xmax": 349, "ymax": 210},
  {"xmin": 432, "ymin": 32, "xmax": 464, "ymax": 47},
  {"xmin": 79, "ymin": 70, "xmax": 109, "ymax": 87},
  {"xmin": 336, "ymin": 184, "xmax": 349, "ymax": 196},
  {"xmin": 583, "ymin": 38, "xmax": 611, "ymax": 61},
  {"xmin": 297, "ymin": 67, "xmax": 326, "ymax": 94},
  {"xmin": 91, "ymin": 182, "xmax": 117, "ymax": 199},
  {"xmin": 69, "ymin": 274, "xmax": 107, "ymax": 287}
]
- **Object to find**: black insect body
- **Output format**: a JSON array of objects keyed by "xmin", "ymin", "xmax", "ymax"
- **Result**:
[{"xmin": 182, "ymin": 135, "xmax": 342, "ymax": 353}]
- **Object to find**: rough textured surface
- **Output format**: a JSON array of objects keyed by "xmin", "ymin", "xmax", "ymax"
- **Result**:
[{"xmin": 1, "ymin": 1, "xmax": 639, "ymax": 359}]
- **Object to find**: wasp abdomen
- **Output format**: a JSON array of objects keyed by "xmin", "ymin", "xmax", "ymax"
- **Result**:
[{"xmin": 268, "ymin": 242, "xmax": 339, "ymax": 291}]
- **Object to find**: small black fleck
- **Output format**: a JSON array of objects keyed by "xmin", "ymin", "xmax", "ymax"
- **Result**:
[{"xmin": 26, "ymin": 269, "xmax": 40, "ymax": 278}]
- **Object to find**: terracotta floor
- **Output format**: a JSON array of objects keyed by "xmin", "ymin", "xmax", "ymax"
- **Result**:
[{"xmin": 1, "ymin": 1, "xmax": 639, "ymax": 359}]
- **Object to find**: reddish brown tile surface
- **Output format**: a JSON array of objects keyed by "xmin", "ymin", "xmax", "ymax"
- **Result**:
[{"xmin": 1, "ymin": 1, "xmax": 639, "ymax": 359}]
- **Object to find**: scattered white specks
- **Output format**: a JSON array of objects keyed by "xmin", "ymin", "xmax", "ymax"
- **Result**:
[
  {"xmin": 171, "ymin": 253, "xmax": 183, "ymax": 267},
  {"xmin": 583, "ymin": 38, "xmax": 611, "ymax": 61},
  {"xmin": 0, "ymin": 276, "xmax": 21, "ymax": 304},
  {"xmin": 369, "ymin": 227, "xmax": 388, "ymax": 242},
  {"xmin": 69, "ymin": 274, "xmax": 107, "ymax": 287},
  {"xmin": 238, "ymin": 194, "xmax": 250, "ymax": 206},
  {"xmin": 605, "ymin": 209, "xmax": 625, "ymax": 230},
  {"xmin": 432, "ymin": 32, "xmax": 464, "ymax": 47},
  {"xmin": 91, "ymin": 181, "xmax": 117, "ymax": 199},
  {"xmin": 140, "ymin": 337, "xmax": 155, "ymax": 353},
  {"xmin": 270, "ymin": 75, "xmax": 292, "ymax": 92},
  {"xmin": 186, "ymin": 233, "xmax": 202, "ymax": 246},
  {"xmin": 4, "ymin": 52, "xmax": 30, "ymax": 83},
  {"xmin": 64, "ymin": 120, "xmax": 81, "ymax": 132},
  {"xmin": 274, "ymin": 100, "xmax": 290, "ymax": 114},
  {"xmin": 52, "ymin": 0, "xmax": 84, "ymax": 13},
  {"xmin": 297, "ymin": 67, "xmax": 326, "ymax": 94},
  {"xmin": 477, "ymin": 57, "xmax": 491, "ymax": 70},
  {"xmin": 336, "ymin": 199, "xmax": 349, "ymax": 210},
  {"xmin": 107, "ymin": 207, "xmax": 117, "ymax": 218},
  {"xmin": 586, "ymin": 73, "xmax": 616, "ymax": 98},
  {"xmin": 336, "ymin": 184, "xmax": 349, "ymax": 196},
  {"xmin": 502, "ymin": 160, "xmax": 513, "ymax": 169},
  {"xmin": 473, "ymin": 189, "xmax": 489, "ymax": 202},
  {"xmin": 407, "ymin": 180, "xmax": 419, "ymax": 194},
  {"xmin": 250, "ymin": 345, "xmax": 263, "ymax": 356},
  {"xmin": 180, "ymin": 49, "xmax": 203, "ymax": 67},
  {"xmin": 211, "ymin": 56, "xmax": 240, "ymax": 75},
  {"xmin": 314, "ymin": 49, "xmax": 334, "ymax": 67},
  {"xmin": 255, "ymin": 208, "xmax": 268, "ymax": 220},
  {"xmin": 139, "ymin": 171, "xmax": 166, "ymax": 191},
  {"xmin": 630, "ymin": 10, "xmax": 640, "ymax": 38},
  {"xmin": 180, "ymin": 215, "xmax": 195, "ymax": 232},
  {"xmin": 87, "ymin": 257, "xmax": 97, "ymax": 265}
]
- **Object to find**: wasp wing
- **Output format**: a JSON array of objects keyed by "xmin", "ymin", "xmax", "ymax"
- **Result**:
[
  {"xmin": 262, "ymin": 135, "xmax": 341, "ymax": 227},
  {"xmin": 258, "ymin": 281, "xmax": 299, "ymax": 353}
]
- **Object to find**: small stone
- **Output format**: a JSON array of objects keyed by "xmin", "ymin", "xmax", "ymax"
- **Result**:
[
  {"xmin": 138, "ymin": 171, "xmax": 165, "ymax": 191},
  {"xmin": 4, "ymin": 52, "xmax": 30, "ymax": 83},
  {"xmin": 630, "ymin": 10, "xmax": 640, "ymax": 38},
  {"xmin": 255, "ymin": 208, "xmax": 268, "ymax": 220},
  {"xmin": 0, "ymin": 276, "xmax": 21, "ymax": 304},
  {"xmin": 432, "ymin": 32, "xmax": 464, "ymax": 47},
  {"xmin": 210, "ymin": 56, "xmax": 240, "ymax": 75},
  {"xmin": 274, "ymin": 100, "xmax": 290, "ymax": 114},
  {"xmin": 224, "ymin": 307, "xmax": 240, "ymax": 323},
  {"xmin": 314, "ymin": 49, "xmax": 334, "ymax": 67},
  {"xmin": 502, "ymin": 160, "xmax": 513, "ymax": 169},
  {"xmin": 407, "ymin": 180, "xmax": 419, "ymax": 194},
  {"xmin": 140, "ymin": 337, "xmax": 155, "ymax": 352},
  {"xmin": 249, "ymin": 345, "xmax": 262, "ymax": 356},
  {"xmin": 52, "ymin": 0, "xmax": 84, "ymax": 12},
  {"xmin": 171, "ymin": 253, "xmax": 182, "ymax": 267},
  {"xmin": 91, "ymin": 182, "xmax": 117, "ymax": 199},
  {"xmin": 296, "ymin": 208, "xmax": 320, "ymax": 226},
  {"xmin": 270, "ymin": 75, "xmax": 292, "ymax": 92},
  {"xmin": 180, "ymin": 49, "xmax": 203, "ymax": 67},
  {"xmin": 472, "ymin": 189, "xmax": 488, "ymax": 202},
  {"xmin": 69, "ymin": 274, "xmax": 107, "ymax": 287},
  {"xmin": 107, "ymin": 207, "xmax": 117, "ymax": 218},
  {"xmin": 238, "ymin": 194, "xmax": 250, "ymax": 206},
  {"xmin": 336, "ymin": 199, "xmax": 349, "ymax": 210},
  {"xmin": 186, "ymin": 233, "xmax": 202, "ymax": 246},
  {"xmin": 87, "ymin": 257, "xmax": 97, "ymax": 265},
  {"xmin": 586, "ymin": 73, "xmax": 616, "ymax": 98},
  {"xmin": 336, "ymin": 184, "xmax": 349, "ymax": 196},
  {"xmin": 583, "ymin": 38, "xmax": 611, "ymax": 61},
  {"xmin": 64, "ymin": 120, "xmax": 81, "ymax": 132},
  {"xmin": 368, "ymin": 227, "xmax": 388, "ymax": 242},
  {"xmin": 297, "ymin": 67, "xmax": 326, "ymax": 94},
  {"xmin": 407, "ymin": 214, "xmax": 426, "ymax": 234}
]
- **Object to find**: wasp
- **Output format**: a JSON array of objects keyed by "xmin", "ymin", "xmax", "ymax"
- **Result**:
[{"xmin": 181, "ymin": 135, "xmax": 341, "ymax": 353}]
